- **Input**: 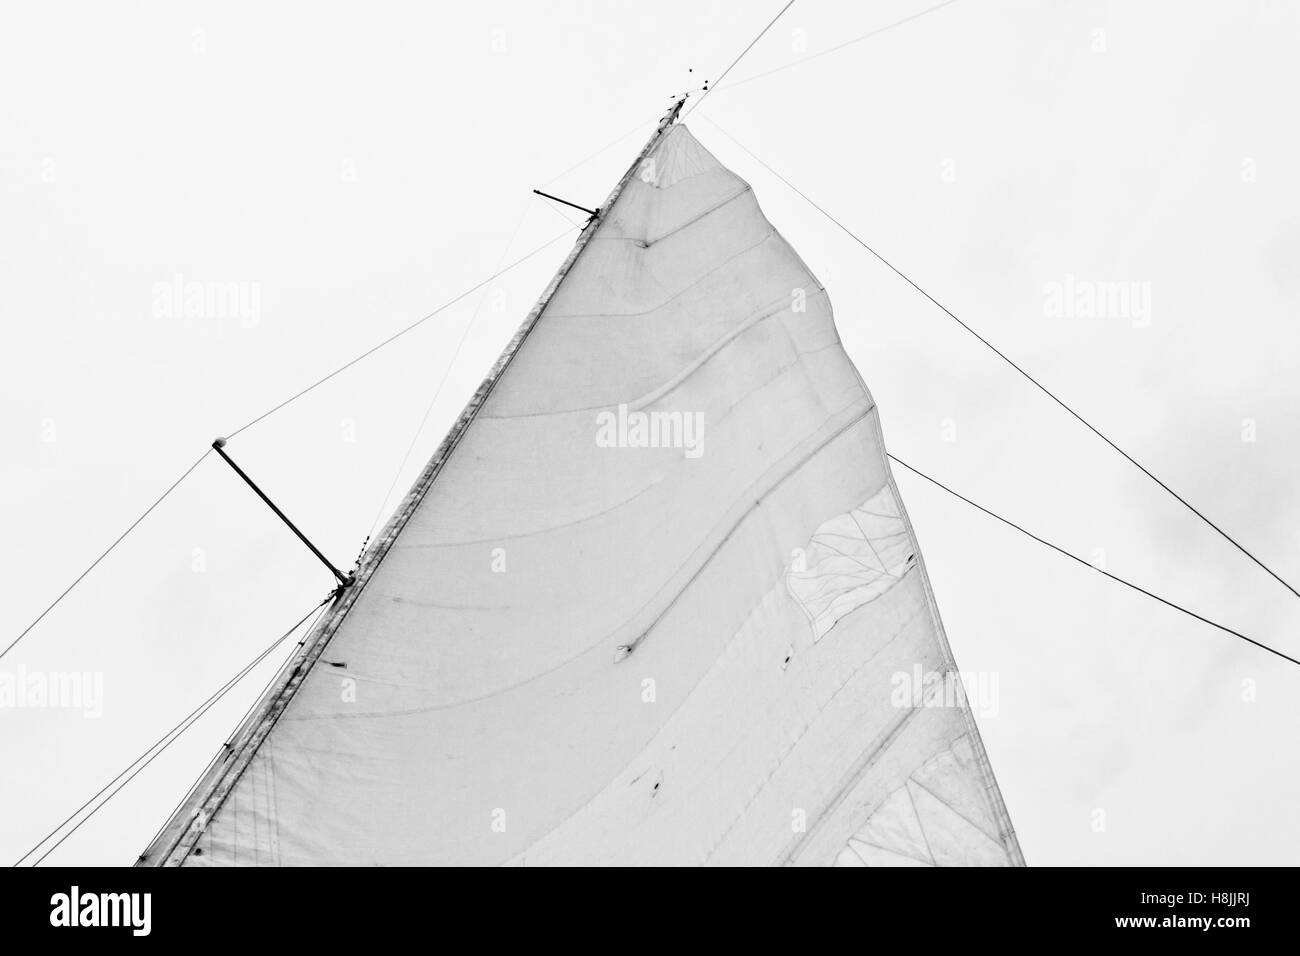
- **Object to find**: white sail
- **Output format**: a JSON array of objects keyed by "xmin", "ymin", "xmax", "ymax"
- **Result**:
[{"xmin": 142, "ymin": 105, "xmax": 1022, "ymax": 867}]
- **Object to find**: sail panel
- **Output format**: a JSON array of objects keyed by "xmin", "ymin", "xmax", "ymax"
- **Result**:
[{"xmin": 156, "ymin": 121, "xmax": 1021, "ymax": 867}]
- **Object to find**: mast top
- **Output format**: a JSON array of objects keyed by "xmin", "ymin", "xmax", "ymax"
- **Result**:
[{"xmin": 665, "ymin": 95, "xmax": 687, "ymax": 126}]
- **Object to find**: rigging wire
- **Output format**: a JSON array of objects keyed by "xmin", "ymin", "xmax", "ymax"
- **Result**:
[
  {"xmin": 224, "ymin": 227, "xmax": 577, "ymax": 441},
  {"xmin": 716, "ymin": 0, "xmax": 961, "ymax": 92},
  {"xmin": 888, "ymin": 454, "xmax": 1300, "ymax": 668},
  {"xmin": 132, "ymin": 598, "xmax": 332, "ymax": 860},
  {"xmin": 680, "ymin": 0, "xmax": 797, "ymax": 120},
  {"xmin": 129, "ymin": 598, "xmax": 332, "ymax": 858},
  {"xmin": 539, "ymin": 195, "xmax": 585, "ymax": 229},
  {"xmin": 1, "ymin": 447, "xmax": 212, "ymax": 665},
  {"xmin": 12, "ymin": 595, "xmax": 333, "ymax": 867},
  {"xmin": 699, "ymin": 115, "xmax": 1300, "ymax": 604}
]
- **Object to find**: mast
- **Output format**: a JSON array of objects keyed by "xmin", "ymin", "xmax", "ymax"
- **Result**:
[{"xmin": 138, "ymin": 98, "xmax": 687, "ymax": 867}]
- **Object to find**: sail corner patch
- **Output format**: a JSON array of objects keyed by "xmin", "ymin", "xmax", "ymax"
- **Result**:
[
  {"xmin": 831, "ymin": 736, "xmax": 1013, "ymax": 867},
  {"xmin": 786, "ymin": 485, "xmax": 915, "ymax": 641}
]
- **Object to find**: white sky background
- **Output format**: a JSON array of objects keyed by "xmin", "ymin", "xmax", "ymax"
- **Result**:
[{"xmin": 2, "ymin": 0, "xmax": 1298, "ymax": 866}]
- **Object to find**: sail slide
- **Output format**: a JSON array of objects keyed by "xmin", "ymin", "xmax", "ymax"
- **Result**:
[{"xmin": 142, "ymin": 105, "xmax": 1023, "ymax": 867}]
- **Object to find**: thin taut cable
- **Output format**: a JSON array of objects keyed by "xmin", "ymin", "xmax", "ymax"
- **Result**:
[
  {"xmin": 2, "ymin": 447, "xmax": 212, "ymax": 664},
  {"xmin": 132, "ymin": 598, "xmax": 332, "ymax": 861},
  {"xmin": 716, "ymin": 0, "xmax": 960, "ymax": 92},
  {"xmin": 13, "ymin": 595, "xmax": 332, "ymax": 867},
  {"xmin": 681, "ymin": 0, "xmax": 796, "ymax": 120},
  {"xmin": 889, "ymin": 454, "xmax": 1300, "ymax": 668},
  {"xmin": 225, "ymin": 228, "xmax": 577, "ymax": 440},
  {"xmin": 701, "ymin": 116, "xmax": 1300, "ymax": 604}
]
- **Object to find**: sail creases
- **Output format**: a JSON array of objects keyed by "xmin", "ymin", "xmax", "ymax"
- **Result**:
[{"xmin": 143, "ymin": 113, "xmax": 1022, "ymax": 868}]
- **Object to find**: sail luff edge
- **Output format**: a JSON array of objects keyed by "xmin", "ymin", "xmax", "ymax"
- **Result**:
[{"xmin": 138, "ymin": 98, "xmax": 686, "ymax": 867}]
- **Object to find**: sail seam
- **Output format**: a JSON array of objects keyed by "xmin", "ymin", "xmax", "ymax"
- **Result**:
[
  {"xmin": 775, "ymin": 698, "xmax": 924, "ymax": 865},
  {"xmin": 699, "ymin": 597, "xmax": 931, "ymax": 865},
  {"xmin": 284, "ymin": 400, "xmax": 874, "ymax": 723},
  {"xmin": 479, "ymin": 285, "xmax": 826, "ymax": 422},
  {"xmin": 515, "ymin": 574, "xmax": 931, "ymax": 865},
  {"xmin": 542, "ymin": 235, "xmax": 818, "ymax": 322},
  {"xmin": 908, "ymin": 776, "xmax": 1003, "ymax": 844}
]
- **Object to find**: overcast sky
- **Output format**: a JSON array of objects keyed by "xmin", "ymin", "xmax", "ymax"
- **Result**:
[{"xmin": 3, "ymin": 0, "xmax": 1299, "ymax": 866}]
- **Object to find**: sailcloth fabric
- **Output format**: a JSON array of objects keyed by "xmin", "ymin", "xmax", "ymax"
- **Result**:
[{"xmin": 146, "ymin": 122, "xmax": 1022, "ymax": 866}]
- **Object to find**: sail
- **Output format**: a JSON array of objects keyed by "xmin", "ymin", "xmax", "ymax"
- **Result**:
[{"xmin": 142, "ymin": 106, "xmax": 1023, "ymax": 867}]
